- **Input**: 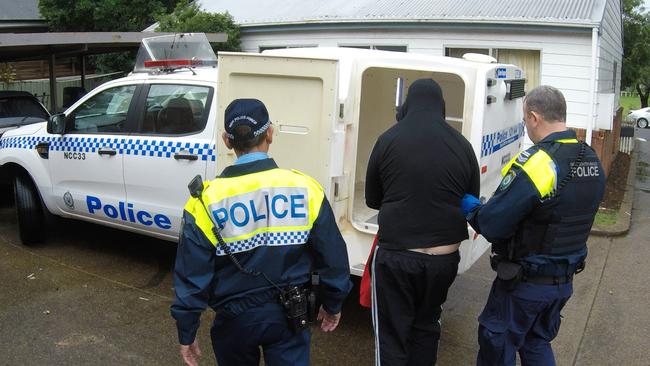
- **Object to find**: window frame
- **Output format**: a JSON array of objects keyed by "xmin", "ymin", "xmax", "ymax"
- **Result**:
[
  {"xmin": 64, "ymin": 83, "xmax": 143, "ymax": 135},
  {"xmin": 258, "ymin": 45, "xmax": 318, "ymax": 53},
  {"xmin": 338, "ymin": 44, "xmax": 408, "ymax": 52},
  {"xmin": 133, "ymin": 83, "xmax": 215, "ymax": 137}
]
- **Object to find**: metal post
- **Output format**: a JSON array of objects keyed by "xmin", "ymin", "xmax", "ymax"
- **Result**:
[
  {"xmin": 79, "ymin": 55, "xmax": 86, "ymax": 91},
  {"xmin": 48, "ymin": 53, "xmax": 57, "ymax": 113}
]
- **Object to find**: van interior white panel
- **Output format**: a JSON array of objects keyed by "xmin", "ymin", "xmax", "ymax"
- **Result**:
[{"xmin": 352, "ymin": 67, "xmax": 466, "ymax": 232}]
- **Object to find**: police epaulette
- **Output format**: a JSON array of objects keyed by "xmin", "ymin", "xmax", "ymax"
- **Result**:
[{"xmin": 515, "ymin": 145, "xmax": 541, "ymax": 165}]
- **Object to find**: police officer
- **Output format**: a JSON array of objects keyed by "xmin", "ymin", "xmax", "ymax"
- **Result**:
[
  {"xmin": 171, "ymin": 98, "xmax": 352, "ymax": 366},
  {"xmin": 462, "ymin": 85, "xmax": 606, "ymax": 366}
]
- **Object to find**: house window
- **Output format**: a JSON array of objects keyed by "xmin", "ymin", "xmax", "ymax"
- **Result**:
[
  {"xmin": 612, "ymin": 61, "xmax": 618, "ymax": 91},
  {"xmin": 340, "ymin": 45, "xmax": 407, "ymax": 52},
  {"xmin": 259, "ymin": 45, "xmax": 317, "ymax": 53},
  {"xmin": 445, "ymin": 47, "xmax": 490, "ymax": 58},
  {"xmin": 496, "ymin": 49, "xmax": 540, "ymax": 91},
  {"xmin": 374, "ymin": 45, "xmax": 407, "ymax": 52},
  {"xmin": 259, "ymin": 46, "xmax": 288, "ymax": 52},
  {"xmin": 446, "ymin": 47, "xmax": 540, "ymax": 92}
]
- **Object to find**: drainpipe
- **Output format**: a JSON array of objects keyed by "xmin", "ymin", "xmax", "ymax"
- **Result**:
[{"xmin": 586, "ymin": 27, "xmax": 599, "ymax": 146}]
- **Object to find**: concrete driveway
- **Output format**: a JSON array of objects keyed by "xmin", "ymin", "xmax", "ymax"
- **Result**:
[{"xmin": 1, "ymin": 129, "xmax": 649, "ymax": 365}]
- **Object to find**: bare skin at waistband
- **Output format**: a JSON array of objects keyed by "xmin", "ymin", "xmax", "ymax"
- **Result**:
[{"xmin": 409, "ymin": 243, "xmax": 460, "ymax": 255}]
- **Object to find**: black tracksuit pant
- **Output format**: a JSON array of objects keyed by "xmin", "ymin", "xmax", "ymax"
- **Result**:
[{"xmin": 372, "ymin": 246, "xmax": 460, "ymax": 366}]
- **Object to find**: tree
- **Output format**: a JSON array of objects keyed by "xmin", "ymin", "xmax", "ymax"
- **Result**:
[
  {"xmin": 156, "ymin": 0, "xmax": 241, "ymax": 52},
  {"xmin": 622, "ymin": 0, "xmax": 650, "ymax": 107},
  {"xmin": 0, "ymin": 63, "xmax": 16, "ymax": 87},
  {"xmin": 38, "ymin": 0, "xmax": 180, "ymax": 72}
]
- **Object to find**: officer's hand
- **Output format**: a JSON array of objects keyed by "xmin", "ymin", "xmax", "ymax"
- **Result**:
[
  {"xmin": 461, "ymin": 194, "xmax": 481, "ymax": 216},
  {"xmin": 179, "ymin": 339, "xmax": 201, "ymax": 366},
  {"xmin": 317, "ymin": 305, "xmax": 341, "ymax": 332}
]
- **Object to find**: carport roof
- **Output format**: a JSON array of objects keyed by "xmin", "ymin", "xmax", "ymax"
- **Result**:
[{"xmin": 0, "ymin": 32, "xmax": 228, "ymax": 62}]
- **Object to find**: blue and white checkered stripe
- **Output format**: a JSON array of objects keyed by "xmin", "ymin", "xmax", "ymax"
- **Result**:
[
  {"xmin": 481, "ymin": 123, "xmax": 525, "ymax": 158},
  {"xmin": 0, "ymin": 136, "xmax": 58, "ymax": 150},
  {"xmin": 216, "ymin": 230, "xmax": 310, "ymax": 256},
  {"xmin": 0, "ymin": 136, "xmax": 216, "ymax": 161}
]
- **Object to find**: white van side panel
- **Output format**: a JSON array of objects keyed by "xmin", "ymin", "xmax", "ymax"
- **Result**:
[
  {"xmin": 459, "ymin": 66, "xmax": 525, "ymax": 269},
  {"xmin": 216, "ymin": 53, "xmax": 339, "ymax": 195}
]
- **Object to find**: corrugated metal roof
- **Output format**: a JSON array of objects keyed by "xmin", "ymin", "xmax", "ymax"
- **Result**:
[
  {"xmin": 0, "ymin": 0, "xmax": 42, "ymax": 20},
  {"xmin": 199, "ymin": 0, "xmax": 608, "ymax": 28}
]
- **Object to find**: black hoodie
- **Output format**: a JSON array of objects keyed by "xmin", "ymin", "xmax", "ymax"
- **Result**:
[{"xmin": 365, "ymin": 78, "xmax": 480, "ymax": 249}]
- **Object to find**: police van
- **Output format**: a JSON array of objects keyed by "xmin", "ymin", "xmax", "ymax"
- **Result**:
[{"xmin": 0, "ymin": 33, "xmax": 525, "ymax": 275}]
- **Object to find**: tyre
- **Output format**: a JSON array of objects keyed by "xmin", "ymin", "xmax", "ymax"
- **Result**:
[
  {"xmin": 638, "ymin": 118, "xmax": 649, "ymax": 129},
  {"xmin": 13, "ymin": 173, "xmax": 45, "ymax": 244}
]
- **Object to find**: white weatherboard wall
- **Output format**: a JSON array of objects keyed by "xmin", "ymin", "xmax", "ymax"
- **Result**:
[
  {"xmin": 598, "ymin": 0, "xmax": 623, "ymax": 98},
  {"xmin": 596, "ymin": 0, "xmax": 623, "ymax": 129},
  {"xmin": 243, "ymin": 28, "xmax": 594, "ymax": 129}
]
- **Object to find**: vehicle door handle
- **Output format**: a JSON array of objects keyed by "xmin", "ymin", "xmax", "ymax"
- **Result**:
[
  {"xmin": 174, "ymin": 151, "xmax": 198, "ymax": 161},
  {"xmin": 98, "ymin": 148, "xmax": 117, "ymax": 156}
]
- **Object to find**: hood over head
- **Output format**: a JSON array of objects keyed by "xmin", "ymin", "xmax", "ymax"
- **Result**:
[{"xmin": 396, "ymin": 78, "xmax": 446, "ymax": 122}]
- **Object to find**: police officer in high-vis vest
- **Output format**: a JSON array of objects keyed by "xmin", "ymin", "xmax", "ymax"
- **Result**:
[
  {"xmin": 461, "ymin": 85, "xmax": 606, "ymax": 366},
  {"xmin": 171, "ymin": 98, "xmax": 352, "ymax": 366}
]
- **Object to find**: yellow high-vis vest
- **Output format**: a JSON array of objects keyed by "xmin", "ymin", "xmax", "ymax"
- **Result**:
[
  {"xmin": 500, "ymin": 138, "xmax": 579, "ymax": 199},
  {"xmin": 184, "ymin": 168, "xmax": 324, "ymax": 255}
]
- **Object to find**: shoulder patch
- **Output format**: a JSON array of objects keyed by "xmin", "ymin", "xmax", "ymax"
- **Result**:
[{"xmin": 497, "ymin": 170, "xmax": 517, "ymax": 192}]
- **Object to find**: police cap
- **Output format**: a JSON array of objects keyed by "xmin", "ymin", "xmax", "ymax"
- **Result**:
[{"xmin": 224, "ymin": 98, "xmax": 271, "ymax": 141}]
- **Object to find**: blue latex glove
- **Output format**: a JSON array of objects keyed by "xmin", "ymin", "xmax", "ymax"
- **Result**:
[{"xmin": 461, "ymin": 194, "xmax": 481, "ymax": 216}]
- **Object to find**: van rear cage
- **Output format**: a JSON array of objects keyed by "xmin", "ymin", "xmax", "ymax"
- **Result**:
[{"xmin": 505, "ymin": 79, "xmax": 526, "ymax": 100}]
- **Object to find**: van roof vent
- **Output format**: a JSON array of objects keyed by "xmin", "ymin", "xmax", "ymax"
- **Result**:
[{"xmin": 462, "ymin": 53, "xmax": 497, "ymax": 63}]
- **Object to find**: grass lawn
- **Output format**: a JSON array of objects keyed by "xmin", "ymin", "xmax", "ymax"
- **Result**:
[
  {"xmin": 620, "ymin": 95, "xmax": 642, "ymax": 115},
  {"xmin": 594, "ymin": 209, "xmax": 618, "ymax": 226}
]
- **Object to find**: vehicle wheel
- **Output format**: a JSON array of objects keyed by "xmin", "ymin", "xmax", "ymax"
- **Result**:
[
  {"xmin": 638, "ymin": 118, "xmax": 649, "ymax": 129},
  {"xmin": 13, "ymin": 173, "xmax": 45, "ymax": 244}
]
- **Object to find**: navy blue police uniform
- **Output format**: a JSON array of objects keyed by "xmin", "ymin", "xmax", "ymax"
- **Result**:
[
  {"xmin": 465, "ymin": 129, "xmax": 605, "ymax": 365},
  {"xmin": 171, "ymin": 99, "xmax": 352, "ymax": 366}
]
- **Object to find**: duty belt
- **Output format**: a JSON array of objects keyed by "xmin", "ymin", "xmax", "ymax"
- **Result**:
[{"xmin": 522, "ymin": 274, "xmax": 573, "ymax": 285}]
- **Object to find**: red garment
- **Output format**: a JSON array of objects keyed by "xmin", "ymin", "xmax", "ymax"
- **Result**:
[{"xmin": 359, "ymin": 235, "xmax": 378, "ymax": 308}]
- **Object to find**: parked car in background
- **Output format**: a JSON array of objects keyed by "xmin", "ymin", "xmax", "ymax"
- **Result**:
[
  {"xmin": 627, "ymin": 107, "xmax": 650, "ymax": 128},
  {"xmin": 0, "ymin": 91, "xmax": 50, "ymax": 137}
]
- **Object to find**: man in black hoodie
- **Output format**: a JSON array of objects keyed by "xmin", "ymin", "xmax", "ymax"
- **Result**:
[{"xmin": 366, "ymin": 78, "xmax": 480, "ymax": 366}]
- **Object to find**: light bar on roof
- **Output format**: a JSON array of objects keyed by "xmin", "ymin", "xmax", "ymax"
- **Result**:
[{"xmin": 143, "ymin": 59, "xmax": 218, "ymax": 68}]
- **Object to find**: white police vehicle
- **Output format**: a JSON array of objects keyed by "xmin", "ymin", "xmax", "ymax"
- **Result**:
[{"xmin": 0, "ymin": 33, "xmax": 526, "ymax": 275}]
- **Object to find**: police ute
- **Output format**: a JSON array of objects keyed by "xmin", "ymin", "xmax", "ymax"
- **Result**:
[{"xmin": 0, "ymin": 33, "xmax": 526, "ymax": 276}]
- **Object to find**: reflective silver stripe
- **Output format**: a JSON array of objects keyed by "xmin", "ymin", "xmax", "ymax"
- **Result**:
[{"xmin": 371, "ymin": 245, "xmax": 380, "ymax": 366}]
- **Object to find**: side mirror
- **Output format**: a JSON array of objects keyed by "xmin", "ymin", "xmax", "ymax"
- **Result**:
[
  {"xmin": 47, "ymin": 113, "xmax": 66, "ymax": 135},
  {"xmin": 188, "ymin": 175, "xmax": 204, "ymax": 198}
]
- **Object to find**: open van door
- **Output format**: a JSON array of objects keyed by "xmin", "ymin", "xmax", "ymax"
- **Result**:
[
  {"xmin": 216, "ymin": 52, "xmax": 340, "ymax": 195},
  {"xmin": 462, "ymin": 66, "xmax": 525, "ymax": 271}
]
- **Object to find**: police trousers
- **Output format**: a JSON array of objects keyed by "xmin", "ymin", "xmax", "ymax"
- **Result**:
[
  {"xmin": 372, "ymin": 247, "xmax": 460, "ymax": 366},
  {"xmin": 210, "ymin": 302, "xmax": 310, "ymax": 366},
  {"xmin": 476, "ymin": 279, "xmax": 573, "ymax": 366}
]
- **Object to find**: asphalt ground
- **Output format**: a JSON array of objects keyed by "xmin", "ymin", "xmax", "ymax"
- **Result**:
[{"xmin": 1, "ymin": 127, "xmax": 649, "ymax": 365}]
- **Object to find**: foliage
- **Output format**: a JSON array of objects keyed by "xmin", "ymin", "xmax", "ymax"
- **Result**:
[
  {"xmin": 622, "ymin": 0, "xmax": 650, "ymax": 108},
  {"xmin": 620, "ymin": 95, "xmax": 641, "ymax": 115},
  {"xmin": 38, "ymin": 0, "xmax": 180, "ymax": 72},
  {"xmin": 0, "ymin": 63, "xmax": 16, "ymax": 86},
  {"xmin": 594, "ymin": 209, "xmax": 617, "ymax": 227},
  {"xmin": 156, "ymin": 0, "xmax": 241, "ymax": 52}
]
